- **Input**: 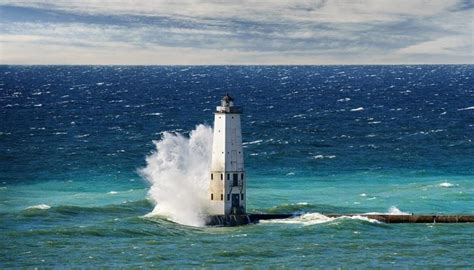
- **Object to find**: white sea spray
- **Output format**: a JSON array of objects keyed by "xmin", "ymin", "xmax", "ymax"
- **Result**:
[
  {"xmin": 140, "ymin": 124, "xmax": 213, "ymax": 227},
  {"xmin": 364, "ymin": 206, "xmax": 410, "ymax": 215},
  {"xmin": 387, "ymin": 206, "xmax": 410, "ymax": 215}
]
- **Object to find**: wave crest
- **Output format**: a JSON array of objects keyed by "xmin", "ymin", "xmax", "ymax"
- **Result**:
[{"xmin": 26, "ymin": 204, "xmax": 51, "ymax": 210}]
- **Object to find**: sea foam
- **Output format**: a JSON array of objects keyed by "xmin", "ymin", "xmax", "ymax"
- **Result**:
[
  {"xmin": 260, "ymin": 212, "xmax": 379, "ymax": 226},
  {"xmin": 26, "ymin": 204, "xmax": 51, "ymax": 210},
  {"xmin": 438, "ymin": 182, "xmax": 455, "ymax": 188},
  {"xmin": 140, "ymin": 124, "xmax": 213, "ymax": 227},
  {"xmin": 457, "ymin": 106, "xmax": 474, "ymax": 111},
  {"xmin": 364, "ymin": 206, "xmax": 410, "ymax": 215},
  {"xmin": 387, "ymin": 206, "xmax": 410, "ymax": 215}
]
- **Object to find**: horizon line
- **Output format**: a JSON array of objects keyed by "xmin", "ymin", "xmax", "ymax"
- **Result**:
[{"xmin": 1, "ymin": 63, "xmax": 473, "ymax": 66}]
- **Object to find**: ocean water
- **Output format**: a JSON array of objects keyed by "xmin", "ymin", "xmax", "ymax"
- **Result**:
[{"xmin": 1, "ymin": 65, "xmax": 473, "ymax": 268}]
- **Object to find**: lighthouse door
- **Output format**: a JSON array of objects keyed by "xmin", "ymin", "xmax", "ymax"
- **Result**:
[{"xmin": 231, "ymin": 194, "xmax": 240, "ymax": 213}]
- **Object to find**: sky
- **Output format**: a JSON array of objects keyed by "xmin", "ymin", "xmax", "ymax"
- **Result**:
[{"xmin": 0, "ymin": 0, "xmax": 473, "ymax": 65}]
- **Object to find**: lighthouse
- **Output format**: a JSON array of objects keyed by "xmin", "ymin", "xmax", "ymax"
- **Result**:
[{"xmin": 209, "ymin": 94, "xmax": 246, "ymax": 216}]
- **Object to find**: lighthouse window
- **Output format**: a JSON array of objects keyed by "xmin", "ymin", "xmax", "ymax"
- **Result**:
[
  {"xmin": 241, "ymin": 194, "xmax": 244, "ymax": 200},
  {"xmin": 220, "ymin": 173, "xmax": 223, "ymax": 180},
  {"xmin": 233, "ymin": 174, "xmax": 238, "ymax": 186},
  {"xmin": 241, "ymin": 173, "xmax": 244, "ymax": 180},
  {"xmin": 220, "ymin": 194, "xmax": 223, "ymax": 200},
  {"xmin": 211, "ymin": 173, "xmax": 213, "ymax": 180},
  {"xmin": 211, "ymin": 193, "xmax": 213, "ymax": 200}
]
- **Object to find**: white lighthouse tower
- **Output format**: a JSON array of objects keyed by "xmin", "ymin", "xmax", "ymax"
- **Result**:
[{"xmin": 209, "ymin": 94, "xmax": 246, "ymax": 216}]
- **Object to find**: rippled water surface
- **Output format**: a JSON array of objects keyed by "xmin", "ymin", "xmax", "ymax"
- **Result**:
[{"xmin": 1, "ymin": 65, "xmax": 473, "ymax": 268}]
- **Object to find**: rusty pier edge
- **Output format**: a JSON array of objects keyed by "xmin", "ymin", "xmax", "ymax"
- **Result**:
[{"xmin": 205, "ymin": 214, "xmax": 474, "ymax": 226}]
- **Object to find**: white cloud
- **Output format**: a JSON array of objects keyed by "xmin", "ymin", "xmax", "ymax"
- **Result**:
[
  {"xmin": 397, "ymin": 36, "xmax": 472, "ymax": 55},
  {"xmin": 0, "ymin": 0, "xmax": 472, "ymax": 64},
  {"xmin": 0, "ymin": 41, "xmax": 243, "ymax": 65},
  {"xmin": 2, "ymin": 0, "xmax": 462, "ymax": 23}
]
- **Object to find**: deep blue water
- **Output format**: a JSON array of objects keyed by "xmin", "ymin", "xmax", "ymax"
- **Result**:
[{"xmin": 1, "ymin": 65, "xmax": 473, "ymax": 268}]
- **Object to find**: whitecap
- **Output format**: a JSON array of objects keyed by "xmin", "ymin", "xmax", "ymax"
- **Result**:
[
  {"xmin": 75, "ymin": 134, "xmax": 90, "ymax": 138},
  {"xmin": 145, "ymin": 112, "xmax": 163, "ymax": 116},
  {"xmin": 438, "ymin": 182, "xmax": 455, "ymax": 188},
  {"xmin": 26, "ymin": 204, "xmax": 51, "ymax": 210},
  {"xmin": 242, "ymin": 139, "xmax": 263, "ymax": 145},
  {"xmin": 350, "ymin": 107, "xmax": 364, "ymax": 112},
  {"xmin": 457, "ymin": 106, "xmax": 474, "ymax": 111},
  {"xmin": 337, "ymin": 98, "xmax": 351, "ymax": 102},
  {"xmin": 313, "ymin": 155, "xmax": 336, "ymax": 159},
  {"xmin": 231, "ymin": 234, "xmax": 248, "ymax": 238},
  {"xmin": 292, "ymin": 114, "xmax": 305, "ymax": 118},
  {"xmin": 108, "ymin": 191, "xmax": 119, "ymax": 195}
]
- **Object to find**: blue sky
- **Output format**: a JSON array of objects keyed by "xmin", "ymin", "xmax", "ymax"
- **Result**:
[{"xmin": 0, "ymin": 0, "xmax": 473, "ymax": 64}]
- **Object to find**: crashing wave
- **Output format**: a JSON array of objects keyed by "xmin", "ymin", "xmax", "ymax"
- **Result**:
[{"xmin": 140, "ymin": 124, "xmax": 213, "ymax": 227}]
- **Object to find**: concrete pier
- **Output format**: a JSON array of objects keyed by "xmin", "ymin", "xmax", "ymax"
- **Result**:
[{"xmin": 206, "ymin": 213, "xmax": 474, "ymax": 226}]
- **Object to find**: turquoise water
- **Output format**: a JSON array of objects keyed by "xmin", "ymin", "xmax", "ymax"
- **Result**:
[{"xmin": 1, "ymin": 65, "xmax": 473, "ymax": 268}]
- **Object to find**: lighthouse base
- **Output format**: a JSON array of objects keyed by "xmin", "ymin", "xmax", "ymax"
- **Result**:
[
  {"xmin": 206, "ymin": 213, "xmax": 474, "ymax": 226},
  {"xmin": 205, "ymin": 214, "xmax": 299, "ymax": 226},
  {"xmin": 205, "ymin": 215, "xmax": 252, "ymax": 226}
]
